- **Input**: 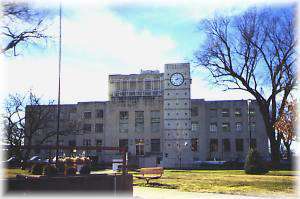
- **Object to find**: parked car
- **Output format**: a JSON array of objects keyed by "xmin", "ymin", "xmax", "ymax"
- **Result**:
[
  {"xmin": 28, "ymin": 156, "xmax": 42, "ymax": 164},
  {"xmin": 2, "ymin": 157, "xmax": 22, "ymax": 168}
]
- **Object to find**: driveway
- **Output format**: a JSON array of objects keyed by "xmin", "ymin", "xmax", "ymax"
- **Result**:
[{"xmin": 133, "ymin": 187, "xmax": 298, "ymax": 199}]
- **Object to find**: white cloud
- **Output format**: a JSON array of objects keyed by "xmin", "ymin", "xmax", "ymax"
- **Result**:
[{"xmin": 2, "ymin": 5, "xmax": 180, "ymax": 104}]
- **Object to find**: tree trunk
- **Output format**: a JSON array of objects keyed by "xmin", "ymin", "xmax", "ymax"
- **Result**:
[
  {"xmin": 284, "ymin": 142, "xmax": 291, "ymax": 162},
  {"xmin": 269, "ymin": 137, "xmax": 281, "ymax": 168}
]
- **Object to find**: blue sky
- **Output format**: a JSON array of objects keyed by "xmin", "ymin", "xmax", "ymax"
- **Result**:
[{"xmin": 1, "ymin": 0, "xmax": 296, "ymax": 105}]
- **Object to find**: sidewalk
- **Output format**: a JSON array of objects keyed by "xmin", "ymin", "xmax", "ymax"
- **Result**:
[{"xmin": 133, "ymin": 187, "xmax": 298, "ymax": 199}]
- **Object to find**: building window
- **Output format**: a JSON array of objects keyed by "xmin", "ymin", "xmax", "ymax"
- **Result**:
[
  {"xmin": 151, "ymin": 110, "xmax": 160, "ymax": 133},
  {"xmin": 209, "ymin": 109, "xmax": 217, "ymax": 117},
  {"xmin": 119, "ymin": 111, "xmax": 129, "ymax": 133},
  {"xmin": 119, "ymin": 139, "xmax": 128, "ymax": 152},
  {"xmin": 95, "ymin": 123, "xmax": 103, "ymax": 133},
  {"xmin": 191, "ymin": 122, "xmax": 200, "ymax": 132},
  {"xmin": 222, "ymin": 123, "xmax": 230, "ymax": 132},
  {"xmin": 96, "ymin": 139, "xmax": 102, "ymax": 146},
  {"xmin": 235, "ymin": 108, "xmax": 242, "ymax": 117},
  {"xmin": 83, "ymin": 111, "xmax": 92, "ymax": 119},
  {"xmin": 83, "ymin": 139, "xmax": 91, "ymax": 146},
  {"xmin": 135, "ymin": 139, "xmax": 144, "ymax": 155},
  {"xmin": 222, "ymin": 139, "xmax": 231, "ymax": 152},
  {"xmin": 96, "ymin": 139, "xmax": 102, "ymax": 152},
  {"xmin": 144, "ymin": 80, "xmax": 152, "ymax": 90},
  {"xmin": 83, "ymin": 123, "xmax": 92, "ymax": 133},
  {"xmin": 210, "ymin": 139, "xmax": 218, "ymax": 152},
  {"xmin": 249, "ymin": 108, "xmax": 255, "ymax": 116},
  {"xmin": 135, "ymin": 111, "xmax": 144, "ymax": 133},
  {"xmin": 191, "ymin": 107, "xmax": 198, "ymax": 117},
  {"xmin": 221, "ymin": 109, "xmax": 230, "ymax": 117},
  {"xmin": 236, "ymin": 139, "xmax": 244, "ymax": 152},
  {"xmin": 191, "ymin": 138, "xmax": 198, "ymax": 152},
  {"xmin": 129, "ymin": 81, "xmax": 136, "ymax": 90},
  {"xmin": 96, "ymin": 109, "xmax": 103, "ymax": 118},
  {"xmin": 210, "ymin": 123, "xmax": 217, "ymax": 133},
  {"xmin": 68, "ymin": 140, "xmax": 76, "ymax": 147},
  {"xmin": 151, "ymin": 139, "xmax": 160, "ymax": 153},
  {"xmin": 236, "ymin": 122, "xmax": 242, "ymax": 132},
  {"xmin": 153, "ymin": 79, "xmax": 160, "ymax": 90}
]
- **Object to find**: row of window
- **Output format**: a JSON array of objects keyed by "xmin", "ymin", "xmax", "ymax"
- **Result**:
[
  {"xmin": 83, "ymin": 123, "xmax": 103, "ymax": 133},
  {"xmin": 113, "ymin": 79, "xmax": 161, "ymax": 91},
  {"xmin": 209, "ymin": 122, "xmax": 255, "ymax": 133},
  {"xmin": 209, "ymin": 138, "xmax": 257, "ymax": 152},
  {"xmin": 191, "ymin": 107, "xmax": 255, "ymax": 117},
  {"xmin": 119, "ymin": 110, "xmax": 160, "ymax": 133},
  {"xmin": 83, "ymin": 109, "xmax": 104, "ymax": 119}
]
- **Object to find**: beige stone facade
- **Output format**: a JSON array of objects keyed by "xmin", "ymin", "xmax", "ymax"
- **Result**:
[{"xmin": 26, "ymin": 63, "xmax": 269, "ymax": 168}]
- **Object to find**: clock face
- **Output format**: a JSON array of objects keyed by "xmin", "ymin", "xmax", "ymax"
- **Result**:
[{"xmin": 170, "ymin": 73, "xmax": 184, "ymax": 86}]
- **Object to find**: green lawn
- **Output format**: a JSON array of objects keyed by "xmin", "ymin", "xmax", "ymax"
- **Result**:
[
  {"xmin": 3, "ymin": 168, "xmax": 297, "ymax": 196},
  {"xmin": 131, "ymin": 170, "xmax": 298, "ymax": 196},
  {"xmin": 3, "ymin": 168, "xmax": 31, "ymax": 178}
]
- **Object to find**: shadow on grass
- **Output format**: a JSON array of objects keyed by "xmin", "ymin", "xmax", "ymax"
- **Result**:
[{"xmin": 134, "ymin": 182, "xmax": 178, "ymax": 189}]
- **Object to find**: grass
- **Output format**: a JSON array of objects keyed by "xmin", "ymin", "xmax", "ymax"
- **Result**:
[
  {"xmin": 3, "ymin": 168, "xmax": 31, "ymax": 178},
  {"xmin": 3, "ymin": 168, "xmax": 297, "ymax": 196},
  {"xmin": 131, "ymin": 169, "xmax": 298, "ymax": 196}
]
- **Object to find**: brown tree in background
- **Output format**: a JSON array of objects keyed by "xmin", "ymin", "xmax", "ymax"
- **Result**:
[
  {"xmin": 194, "ymin": 6, "xmax": 296, "ymax": 166},
  {"xmin": 274, "ymin": 100, "xmax": 297, "ymax": 161}
]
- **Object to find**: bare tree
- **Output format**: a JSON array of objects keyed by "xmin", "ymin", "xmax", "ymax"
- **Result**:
[
  {"xmin": 194, "ymin": 6, "xmax": 296, "ymax": 166},
  {"xmin": 2, "ymin": 91, "xmax": 78, "ymax": 160},
  {"xmin": 1, "ymin": 1, "xmax": 52, "ymax": 56}
]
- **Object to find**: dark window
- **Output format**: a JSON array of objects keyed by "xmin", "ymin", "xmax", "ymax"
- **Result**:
[
  {"xmin": 222, "ymin": 123, "xmax": 230, "ymax": 132},
  {"xmin": 119, "ymin": 139, "xmax": 128, "ymax": 152},
  {"xmin": 119, "ymin": 111, "xmax": 129, "ymax": 133},
  {"xmin": 135, "ymin": 139, "xmax": 144, "ymax": 155},
  {"xmin": 222, "ymin": 139, "xmax": 231, "ymax": 152},
  {"xmin": 151, "ymin": 139, "xmax": 160, "ymax": 153},
  {"xmin": 210, "ymin": 109, "xmax": 217, "ymax": 117},
  {"xmin": 83, "ymin": 139, "xmax": 91, "ymax": 146},
  {"xmin": 236, "ymin": 139, "xmax": 244, "ymax": 152},
  {"xmin": 96, "ymin": 139, "xmax": 102, "ymax": 152},
  {"xmin": 221, "ymin": 109, "xmax": 230, "ymax": 117},
  {"xmin": 84, "ymin": 111, "xmax": 92, "ymax": 119},
  {"xmin": 135, "ymin": 111, "xmax": 144, "ymax": 133},
  {"xmin": 235, "ymin": 108, "xmax": 242, "ymax": 117},
  {"xmin": 151, "ymin": 111, "xmax": 160, "ymax": 133},
  {"xmin": 191, "ymin": 107, "xmax": 198, "ymax": 117},
  {"xmin": 191, "ymin": 138, "xmax": 198, "ymax": 152},
  {"xmin": 69, "ymin": 140, "xmax": 76, "ymax": 147},
  {"xmin": 96, "ymin": 109, "xmax": 103, "ymax": 118},
  {"xmin": 83, "ymin": 123, "xmax": 92, "ymax": 132},
  {"xmin": 95, "ymin": 123, "xmax": 103, "ymax": 133},
  {"xmin": 210, "ymin": 139, "xmax": 218, "ymax": 152}
]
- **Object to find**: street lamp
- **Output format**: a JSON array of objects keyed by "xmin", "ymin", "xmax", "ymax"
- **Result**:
[
  {"xmin": 178, "ymin": 141, "xmax": 188, "ymax": 169},
  {"xmin": 247, "ymin": 99, "xmax": 252, "ymax": 150}
]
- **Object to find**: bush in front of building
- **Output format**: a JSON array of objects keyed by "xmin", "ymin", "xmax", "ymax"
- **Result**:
[
  {"xmin": 244, "ymin": 149, "xmax": 269, "ymax": 174},
  {"xmin": 31, "ymin": 163, "xmax": 44, "ymax": 175},
  {"xmin": 79, "ymin": 165, "xmax": 91, "ymax": 175},
  {"xmin": 65, "ymin": 166, "xmax": 77, "ymax": 176},
  {"xmin": 44, "ymin": 164, "xmax": 58, "ymax": 177},
  {"xmin": 56, "ymin": 159, "xmax": 65, "ymax": 173}
]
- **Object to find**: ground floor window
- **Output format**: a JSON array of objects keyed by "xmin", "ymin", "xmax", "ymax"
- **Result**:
[
  {"xmin": 151, "ymin": 139, "xmax": 160, "ymax": 153},
  {"xmin": 135, "ymin": 139, "xmax": 144, "ymax": 155},
  {"xmin": 210, "ymin": 139, "xmax": 218, "ymax": 152}
]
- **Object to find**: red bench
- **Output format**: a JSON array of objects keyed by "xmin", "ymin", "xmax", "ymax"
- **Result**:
[{"xmin": 136, "ymin": 167, "xmax": 164, "ymax": 184}]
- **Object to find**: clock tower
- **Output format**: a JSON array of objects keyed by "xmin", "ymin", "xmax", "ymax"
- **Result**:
[{"xmin": 163, "ymin": 63, "xmax": 193, "ymax": 168}]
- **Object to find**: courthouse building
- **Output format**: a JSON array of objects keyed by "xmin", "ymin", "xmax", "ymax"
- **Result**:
[{"xmin": 26, "ymin": 63, "xmax": 269, "ymax": 168}]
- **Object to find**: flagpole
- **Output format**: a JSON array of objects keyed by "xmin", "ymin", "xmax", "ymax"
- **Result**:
[{"xmin": 55, "ymin": 0, "xmax": 62, "ymax": 165}]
